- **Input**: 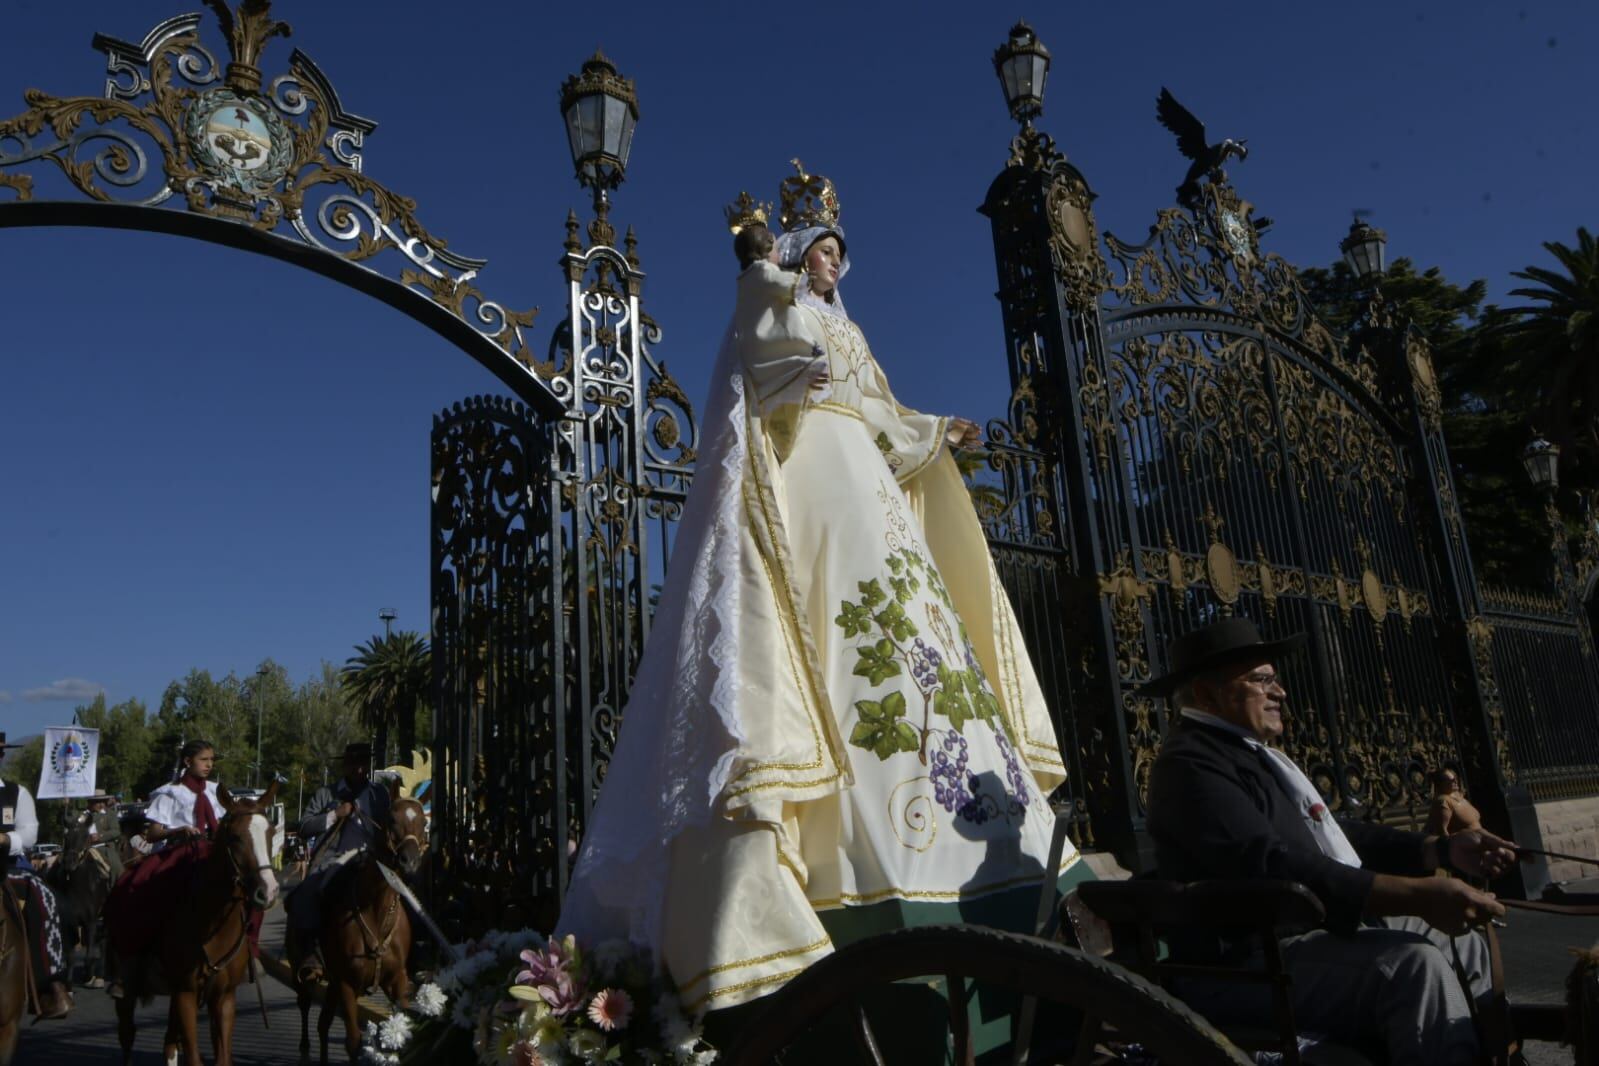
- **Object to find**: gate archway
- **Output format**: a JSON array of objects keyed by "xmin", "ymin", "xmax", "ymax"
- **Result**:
[{"xmin": 0, "ymin": 5, "xmax": 556, "ymax": 417}]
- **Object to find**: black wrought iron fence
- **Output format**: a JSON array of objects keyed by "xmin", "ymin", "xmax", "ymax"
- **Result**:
[{"xmin": 1483, "ymin": 588, "xmax": 1599, "ymax": 802}]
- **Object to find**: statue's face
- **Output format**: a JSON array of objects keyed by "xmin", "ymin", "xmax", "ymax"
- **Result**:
[{"xmin": 804, "ymin": 236, "xmax": 842, "ymax": 297}]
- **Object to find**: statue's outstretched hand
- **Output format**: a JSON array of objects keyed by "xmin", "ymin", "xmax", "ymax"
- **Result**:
[{"xmin": 947, "ymin": 418, "xmax": 982, "ymax": 449}]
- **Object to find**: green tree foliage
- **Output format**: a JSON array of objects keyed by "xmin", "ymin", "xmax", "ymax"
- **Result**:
[
  {"xmin": 341, "ymin": 631, "xmax": 432, "ymax": 766},
  {"xmin": 1476, "ymin": 228, "xmax": 1599, "ymax": 488},
  {"xmin": 1298, "ymin": 257, "xmax": 1552, "ymax": 588}
]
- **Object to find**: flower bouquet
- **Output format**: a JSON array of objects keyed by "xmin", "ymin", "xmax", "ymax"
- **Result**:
[{"xmin": 360, "ymin": 929, "xmax": 717, "ymax": 1066}]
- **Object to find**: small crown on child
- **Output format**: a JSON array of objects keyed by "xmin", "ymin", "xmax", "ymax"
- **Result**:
[{"xmin": 724, "ymin": 191, "xmax": 772, "ymax": 235}]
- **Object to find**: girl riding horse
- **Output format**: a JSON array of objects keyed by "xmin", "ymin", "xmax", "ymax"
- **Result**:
[{"xmin": 109, "ymin": 778, "xmax": 281, "ymax": 1066}]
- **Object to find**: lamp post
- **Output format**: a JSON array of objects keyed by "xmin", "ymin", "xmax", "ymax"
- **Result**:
[
  {"xmin": 559, "ymin": 50, "xmax": 639, "ymax": 239},
  {"xmin": 252, "ymin": 664, "xmax": 269, "ymax": 788},
  {"xmin": 1340, "ymin": 216, "xmax": 1387, "ymax": 283},
  {"xmin": 1522, "ymin": 434, "xmax": 1560, "ymax": 493},
  {"xmin": 378, "ymin": 607, "xmax": 397, "ymax": 640},
  {"xmin": 992, "ymin": 20, "xmax": 1052, "ymax": 126},
  {"xmin": 1523, "ymin": 432, "xmax": 1576, "ymax": 596}
]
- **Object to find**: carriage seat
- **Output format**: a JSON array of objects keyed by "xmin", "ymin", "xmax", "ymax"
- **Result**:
[{"xmin": 1073, "ymin": 878, "xmax": 1376, "ymax": 1066}]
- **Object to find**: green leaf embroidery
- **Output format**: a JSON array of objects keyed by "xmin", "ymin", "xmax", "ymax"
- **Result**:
[
  {"xmin": 835, "ymin": 600, "xmax": 873, "ymax": 638},
  {"xmin": 873, "ymin": 600, "xmax": 917, "ymax": 641},
  {"xmin": 850, "ymin": 691, "xmax": 915, "ymax": 760},
  {"xmin": 854, "ymin": 639, "xmax": 903, "ymax": 686},
  {"xmin": 969, "ymin": 684, "xmax": 1001, "ymax": 725},
  {"xmin": 933, "ymin": 682, "xmax": 974, "ymax": 732},
  {"xmin": 858, "ymin": 578, "xmax": 886, "ymax": 609}
]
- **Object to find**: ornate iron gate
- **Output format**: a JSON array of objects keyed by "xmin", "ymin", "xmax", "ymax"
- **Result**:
[
  {"xmin": 978, "ymin": 125, "xmax": 1541, "ymax": 877},
  {"xmin": 430, "ymin": 216, "xmax": 696, "ymax": 931}
]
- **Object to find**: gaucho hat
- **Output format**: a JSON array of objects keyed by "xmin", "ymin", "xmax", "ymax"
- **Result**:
[{"xmin": 1136, "ymin": 616, "xmax": 1307, "ymax": 699}]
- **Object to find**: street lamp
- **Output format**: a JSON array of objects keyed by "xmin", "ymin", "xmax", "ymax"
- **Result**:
[
  {"xmin": 1340, "ymin": 216, "xmax": 1387, "ymax": 282},
  {"xmin": 252, "ymin": 664, "xmax": 269, "ymax": 788},
  {"xmin": 992, "ymin": 20, "xmax": 1052, "ymax": 125},
  {"xmin": 559, "ymin": 49, "xmax": 639, "ymax": 222},
  {"xmin": 1522, "ymin": 433, "xmax": 1561, "ymax": 493},
  {"xmin": 379, "ymin": 607, "xmax": 397, "ymax": 639}
]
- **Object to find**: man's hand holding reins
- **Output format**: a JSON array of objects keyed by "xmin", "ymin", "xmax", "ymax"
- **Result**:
[{"xmin": 1441, "ymin": 829, "xmax": 1519, "ymax": 880}]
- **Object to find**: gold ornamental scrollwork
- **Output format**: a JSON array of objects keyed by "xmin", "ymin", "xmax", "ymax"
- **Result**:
[
  {"xmin": 1044, "ymin": 163, "xmax": 1112, "ymax": 315},
  {"xmin": 0, "ymin": 2, "xmax": 544, "ymax": 388},
  {"xmin": 1098, "ymin": 551, "xmax": 1154, "ymax": 683},
  {"xmin": 1360, "ymin": 568, "xmax": 1389, "ymax": 642},
  {"xmin": 1239, "ymin": 543, "xmax": 1306, "ymax": 620},
  {"xmin": 1206, "ymin": 542, "xmax": 1241, "ymax": 607},
  {"xmin": 1465, "ymin": 616, "xmax": 1517, "ymax": 786},
  {"xmin": 1406, "ymin": 333, "xmax": 1444, "ymax": 433}
]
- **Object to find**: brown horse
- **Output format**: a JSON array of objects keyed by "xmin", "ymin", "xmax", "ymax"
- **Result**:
[
  {"xmin": 113, "ymin": 783, "xmax": 280, "ymax": 1066},
  {"xmin": 299, "ymin": 784, "xmax": 427, "ymax": 1063},
  {"xmin": 0, "ymin": 880, "xmax": 28, "ymax": 1066}
]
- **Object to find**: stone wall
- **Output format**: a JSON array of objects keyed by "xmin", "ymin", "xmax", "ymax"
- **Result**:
[{"xmin": 1535, "ymin": 797, "xmax": 1599, "ymax": 884}]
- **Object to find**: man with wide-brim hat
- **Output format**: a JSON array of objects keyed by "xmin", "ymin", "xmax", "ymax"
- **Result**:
[
  {"xmin": 0, "ymin": 732, "xmax": 73, "ymax": 1018},
  {"xmin": 80, "ymin": 791, "xmax": 125, "ymax": 888},
  {"xmin": 1142, "ymin": 617, "xmax": 1517, "ymax": 1066},
  {"xmin": 284, "ymin": 741, "xmax": 392, "ymax": 983}
]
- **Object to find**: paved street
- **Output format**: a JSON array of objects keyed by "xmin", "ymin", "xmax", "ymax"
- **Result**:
[
  {"xmin": 13, "ymin": 891, "xmax": 1599, "ymax": 1064},
  {"xmin": 15, "ymin": 905, "xmax": 360, "ymax": 1065}
]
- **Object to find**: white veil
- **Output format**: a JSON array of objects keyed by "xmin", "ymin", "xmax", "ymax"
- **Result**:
[{"xmin": 557, "ymin": 316, "xmax": 753, "ymax": 952}]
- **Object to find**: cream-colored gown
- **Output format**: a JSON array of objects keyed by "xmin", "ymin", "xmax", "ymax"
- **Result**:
[{"xmin": 637, "ymin": 262, "xmax": 1083, "ymax": 1014}]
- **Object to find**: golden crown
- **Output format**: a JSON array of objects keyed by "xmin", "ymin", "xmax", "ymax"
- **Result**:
[
  {"xmin": 724, "ymin": 190, "xmax": 772, "ymax": 235},
  {"xmin": 779, "ymin": 159, "xmax": 840, "ymax": 231}
]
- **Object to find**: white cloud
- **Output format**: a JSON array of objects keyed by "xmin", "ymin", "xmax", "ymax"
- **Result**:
[{"xmin": 21, "ymin": 679, "xmax": 105, "ymax": 703}]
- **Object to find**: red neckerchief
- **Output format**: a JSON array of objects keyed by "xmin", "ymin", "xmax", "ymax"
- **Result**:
[{"xmin": 178, "ymin": 773, "xmax": 218, "ymax": 836}]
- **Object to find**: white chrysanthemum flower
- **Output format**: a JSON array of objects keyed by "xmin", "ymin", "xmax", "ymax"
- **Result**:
[
  {"xmin": 414, "ymin": 982, "xmax": 448, "ymax": 1018},
  {"xmin": 377, "ymin": 1012, "xmax": 413, "ymax": 1051}
]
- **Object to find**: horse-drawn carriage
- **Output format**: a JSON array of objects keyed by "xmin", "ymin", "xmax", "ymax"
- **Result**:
[{"xmin": 707, "ymin": 813, "xmax": 1594, "ymax": 1066}]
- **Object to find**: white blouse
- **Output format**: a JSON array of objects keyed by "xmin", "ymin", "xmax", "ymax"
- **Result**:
[
  {"xmin": 4, "ymin": 784, "xmax": 38, "ymax": 855},
  {"xmin": 144, "ymin": 780, "xmax": 223, "ymax": 832}
]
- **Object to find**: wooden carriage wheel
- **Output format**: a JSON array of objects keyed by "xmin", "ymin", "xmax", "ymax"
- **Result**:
[{"xmin": 723, "ymin": 925, "xmax": 1253, "ymax": 1066}]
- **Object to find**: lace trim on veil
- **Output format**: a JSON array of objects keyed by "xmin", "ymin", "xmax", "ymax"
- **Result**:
[{"xmin": 557, "ymin": 319, "xmax": 752, "ymax": 951}]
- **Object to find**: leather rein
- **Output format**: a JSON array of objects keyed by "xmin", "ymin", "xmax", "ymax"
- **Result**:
[
  {"xmin": 195, "ymin": 826, "xmax": 273, "ymax": 982},
  {"xmin": 343, "ymin": 815, "xmax": 426, "ymax": 990}
]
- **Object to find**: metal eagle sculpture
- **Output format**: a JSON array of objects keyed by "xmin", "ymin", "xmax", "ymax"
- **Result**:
[{"xmin": 1156, "ymin": 87, "xmax": 1248, "ymax": 208}]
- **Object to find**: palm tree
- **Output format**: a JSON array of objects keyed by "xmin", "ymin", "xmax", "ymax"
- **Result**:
[
  {"xmin": 1501, "ymin": 227, "xmax": 1599, "ymax": 479},
  {"xmin": 340, "ymin": 631, "xmax": 432, "ymax": 765}
]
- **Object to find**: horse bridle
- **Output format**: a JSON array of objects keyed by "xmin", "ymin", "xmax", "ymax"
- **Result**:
[
  {"xmin": 387, "ymin": 803, "xmax": 428, "ymax": 860},
  {"xmin": 217, "ymin": 814, "xmax": 276, "ymax": 893}
]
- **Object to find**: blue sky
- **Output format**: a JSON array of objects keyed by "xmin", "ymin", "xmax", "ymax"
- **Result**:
[{"xmin": 1, "ymin": 0, "xmax": 1593, "ymax": 737}]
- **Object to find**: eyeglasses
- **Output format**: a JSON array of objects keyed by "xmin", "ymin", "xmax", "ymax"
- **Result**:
[{"xmin": 1240, "ymin": 671, "xmax": 1286, "ymax": 692}]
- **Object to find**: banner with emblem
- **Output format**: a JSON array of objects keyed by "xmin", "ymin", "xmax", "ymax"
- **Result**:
[{"xmin": 37, "ymin": 726, "xmax": 99, "ymax": 799}]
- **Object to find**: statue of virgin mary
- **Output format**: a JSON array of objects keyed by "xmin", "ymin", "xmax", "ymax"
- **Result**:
[{"xmin": 559, "ymin": 162, "xmax": 1088, "ymax": 1016}]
